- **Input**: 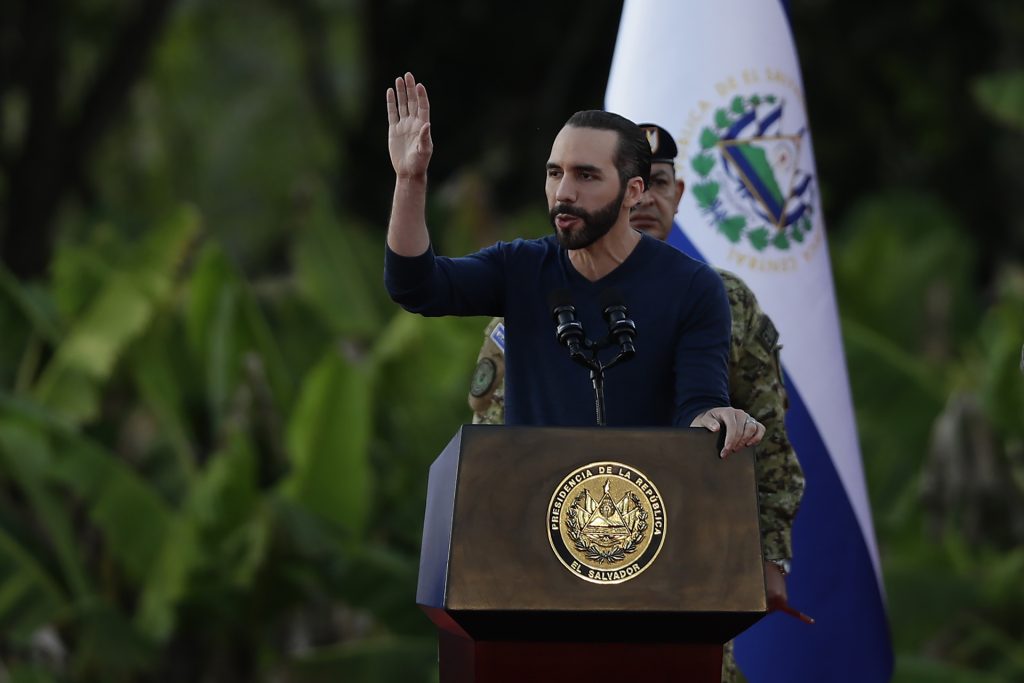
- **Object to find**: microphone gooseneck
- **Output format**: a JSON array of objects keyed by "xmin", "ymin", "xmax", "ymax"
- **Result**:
[{"xmin": 547, "ymin": 288, "xmax": 639, "ymax": 426}]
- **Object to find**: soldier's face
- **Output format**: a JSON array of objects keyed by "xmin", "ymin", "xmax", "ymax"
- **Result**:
[{"xmin": 630, "ymin": 162, "xmax": 684, "ymax": 242}]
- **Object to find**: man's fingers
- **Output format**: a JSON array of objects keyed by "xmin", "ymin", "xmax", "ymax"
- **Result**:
[
  {"xmin": 405, "ymin": 72, "xmax": 418, "ymax": 117},
  {"xmin": 719, "ymin": 412, "xmax": 743, "ymax": 458},
  {"xmin": 743, "ymin": 418, "xmax": 764, "ymax": 447},
  {"xmin": 745, "ymin": 419, "xmax": 761, "ymax": 446},
  {"xmin": 700, "ymin": 415, "xmax": 720, "ymax": 432},
  {"xmin": 747, "ymin": 421, "xmax": 766, "ymax": 446},
  {"xmin": 695, "ymin": 408, "xmax": 763, "ymax": 458},
  {"xmin": 720, "ymin": 410, "xmax": 766, "ymax": 457},
  {"xmin": 395, "ymin": 76, "xmax": 409, "ymax": 117},
  {"xmin": 721, "ymin": 427, "xmax": 742, "ymax": 458},
  {"xmin": 386, "ymin": 88, "xmax": 398, "ymax": 126},
  {"xmin": 416, "ymin": 82, "xmax": 430, "ymax": 122},
  {"xmin": 391, "ymin": 73, "xmax": 428, "ymax": 127}
]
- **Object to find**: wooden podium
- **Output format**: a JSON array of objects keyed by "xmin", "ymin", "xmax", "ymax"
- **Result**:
[{"xmin": 417, "ymin": 425, "xmax": 766, "ymax": 683}]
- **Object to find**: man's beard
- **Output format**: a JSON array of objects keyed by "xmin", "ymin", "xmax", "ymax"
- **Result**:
[{"xmin": 549, "ymin": 186, "xmax": 626, "ymax": 250}]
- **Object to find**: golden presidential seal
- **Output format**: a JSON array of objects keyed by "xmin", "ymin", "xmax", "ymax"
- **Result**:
[{"xmin": 547, "ymin": 462, "xmax": 666, "ymax": 584}]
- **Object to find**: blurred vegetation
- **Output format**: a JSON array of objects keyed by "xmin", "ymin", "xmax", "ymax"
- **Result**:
[{"xmin": 0, "ymin": 0, "xmax": 1022, "ymax": 681}]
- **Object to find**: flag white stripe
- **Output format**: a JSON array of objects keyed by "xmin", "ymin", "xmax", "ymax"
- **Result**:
[{"xmin": 606, "ymin": 0, "xmax": 883, "ymax": 587}]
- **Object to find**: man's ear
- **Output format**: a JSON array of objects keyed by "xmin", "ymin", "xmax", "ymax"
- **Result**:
[
  {"xmin": 674, "ymin": 179, "xmax": 686, "ymax": 209},
  {"xmin": 625, "ymin": 176, "xmax": 646, "ymax": 206}
]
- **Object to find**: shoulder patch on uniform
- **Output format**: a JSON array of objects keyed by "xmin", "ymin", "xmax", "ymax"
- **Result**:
[
  {"xmin": 755, "ymin": 316, "xmax": 780, "ymax": 354},
  {"xmin": 490, "ymin": 322, "xmax": 506, "ymax": 354},
  {"xmin": 469, "ymin": 358, "xmax": 497, "ymax": 397}
]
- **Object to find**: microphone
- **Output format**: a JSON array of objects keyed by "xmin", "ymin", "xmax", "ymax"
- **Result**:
[
  {"xmin": 548, "ymin": 288, "xmax": 585, "ymax": 359},
  {"xmin": 599, "ymin": 288, "xmax": 637, "ymax": 358}
]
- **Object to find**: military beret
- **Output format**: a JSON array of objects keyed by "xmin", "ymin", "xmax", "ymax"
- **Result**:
[{"xmin": 638, "ymin": 123, "xmax": 678, "ymax": 166}]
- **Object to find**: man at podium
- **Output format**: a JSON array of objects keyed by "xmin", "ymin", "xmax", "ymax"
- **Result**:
[
  {"xmin": 384, "ymin": 72, "xmax": 765, "ymax": 458},
  {"xmin": 466, "ymin": 123, "xmax": 807, "ymax": 683}
]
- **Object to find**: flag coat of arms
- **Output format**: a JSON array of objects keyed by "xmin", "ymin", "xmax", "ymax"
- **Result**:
[{"xmin": 606, "ymin": 1, "xmax": 894, "ymax": 680}]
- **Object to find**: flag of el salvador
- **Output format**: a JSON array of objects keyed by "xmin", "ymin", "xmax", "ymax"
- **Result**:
[{"xmin": 605, "ymin": 1, "xmax": 894, "ymax": 680}]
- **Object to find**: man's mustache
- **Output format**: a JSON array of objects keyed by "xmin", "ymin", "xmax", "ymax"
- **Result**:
[{"xmin": 550, "ymin": 204, "xmax": 588, "ymax": 219}]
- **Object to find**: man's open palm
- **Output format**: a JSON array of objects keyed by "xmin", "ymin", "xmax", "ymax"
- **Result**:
[{"xmin": 386, "ymin": 72, "xmax": 433, "ymax": 178}]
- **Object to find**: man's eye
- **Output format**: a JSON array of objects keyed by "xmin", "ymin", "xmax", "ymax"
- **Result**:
[{"xmin": 547, "ymin": 169, "xmax": 561, "ymax": 178}]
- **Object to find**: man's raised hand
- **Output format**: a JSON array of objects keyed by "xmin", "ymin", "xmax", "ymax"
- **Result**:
[{"xmin": 386, "ymin": 72, "xmax": 433, "ymax": 179}]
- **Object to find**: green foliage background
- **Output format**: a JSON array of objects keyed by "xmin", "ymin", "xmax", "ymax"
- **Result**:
[{"xmin": 0, "ymin": 0, "xmax": 1022, "ymax": 681}]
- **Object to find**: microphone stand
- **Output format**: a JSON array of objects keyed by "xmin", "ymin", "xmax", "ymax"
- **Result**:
[
  {"xmin": 590, "ymin": 368, "xmax": 606, "ymax": 426},
  {"xmin": 587, "ymin": 341, "xmax": 634, "ymax": 426},
  {"xmin": 553, "ymin": 309, "xmax": 636, "ymax": 427}
]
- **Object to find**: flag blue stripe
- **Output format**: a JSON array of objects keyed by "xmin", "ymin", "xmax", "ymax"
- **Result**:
[
  {"xmin": 668, "ymin": 224, "xmax": 893, "ymax": 681},
  {"xmin": 666, "ymin": 220, "xmax": 706, "ymax": 261},
  {"xmin": 734, "ymin": 374, "xmax": 893, "ymax": 681}
]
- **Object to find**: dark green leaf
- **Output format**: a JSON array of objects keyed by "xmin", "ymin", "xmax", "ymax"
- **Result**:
[
  {"xmin": 0, "ymin": 422, "xmax": 90, "ymax": 598},
  {"xmin": 283, "ymin": 351, "xmax": 373, "ymax": 537},
  {"xmin": 0, "ymin": 267, "xmax": 62, "ymax": 344},
  {"xmin": 0, "ymin": 526, "xmax": 67, "ymax": 638},
  {"xmin": 973, "ymin": 70, "xmax": 1024, "ymax": 132},
  {"xmin": 31, "ymin": 207, "xmax": 199, "ymax": 424},
  {"xmin": 292, "ymin": 199, "xmax": 383, "ymax": 339},
  {"xmin": 134, "ymin": 516, "xmax": 199, "ymax": 641},
  {"xmin": 51, "ymin": 438, "xmax": 173, "ymax": 582}
]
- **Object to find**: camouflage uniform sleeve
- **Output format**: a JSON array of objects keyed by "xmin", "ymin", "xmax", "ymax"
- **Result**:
[
  {"xmin": 468, "ymin": 317, "xmax": 507, "ymax": 425},
  {"xmin": 718, "ymin": 270, "xmax": 805, "ymax": 561}
]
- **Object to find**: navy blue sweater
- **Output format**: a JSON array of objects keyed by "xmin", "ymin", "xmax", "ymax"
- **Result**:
[{"xmin": 384, "ymin": 233, "xmax": 730, "ymax": 427}]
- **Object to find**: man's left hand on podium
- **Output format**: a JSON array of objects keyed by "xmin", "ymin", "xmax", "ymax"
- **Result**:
[{"xmin": 690, "ymin": 407, "xmax": 765, "ymax": 458}]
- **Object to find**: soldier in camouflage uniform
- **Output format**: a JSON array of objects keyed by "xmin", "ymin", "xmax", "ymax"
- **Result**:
[{"xmin": 467, "ymin": 124, "xmax": 805, "ymax": 683}]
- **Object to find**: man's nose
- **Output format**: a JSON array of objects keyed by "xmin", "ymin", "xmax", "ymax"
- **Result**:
[
  {"xmin": 636, "ymin": 190, "xmax": 654, "ymax": 207},
  {"xmin": 555, "ymin": 176, "xmax": 576, "ymax": 203}
]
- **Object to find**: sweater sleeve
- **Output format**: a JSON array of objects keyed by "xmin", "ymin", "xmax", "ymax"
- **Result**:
[
  {"xmin": 673, "ymin": 264, "xmax": 732, "ymax": 426},
  {"xmin": 384, "ymin": 242, "xmax": 506, "ymax": 317}
]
